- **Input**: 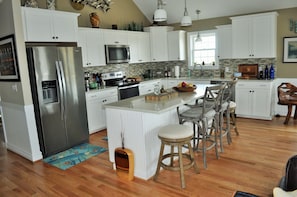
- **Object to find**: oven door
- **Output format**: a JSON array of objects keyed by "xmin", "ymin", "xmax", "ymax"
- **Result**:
[{"xmin": 118, "ymin": 84, "xmax": 139, "ymax": 100}]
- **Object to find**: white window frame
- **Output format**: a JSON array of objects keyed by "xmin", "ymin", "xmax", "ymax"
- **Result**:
[{"xmin": 187, "ymin": 30, "xmax": 219, "ymax": 70}]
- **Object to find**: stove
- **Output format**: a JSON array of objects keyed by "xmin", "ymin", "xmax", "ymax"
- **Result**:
[
  {"xmin": 101, "ymin": 71, "xmax": 139, "ymax": 87},
  {"xmin": 102, "ymin": 71, "xmax": 139, "ymax": 100}
]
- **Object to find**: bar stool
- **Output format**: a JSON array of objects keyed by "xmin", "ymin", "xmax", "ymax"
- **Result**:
[
  {"xmin": 177, "ymin": 84, "xmax": 225, "ymax": 168},
  {"xmin": 218, "ymin": 78, "xmax": 238, "ymax": 152},
  {"xmin": 154, "ymin": 124, "xmax": 199, "ymax": 189}
]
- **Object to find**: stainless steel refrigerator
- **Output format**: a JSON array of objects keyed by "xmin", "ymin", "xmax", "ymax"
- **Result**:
[{"xmin": 26, "ymin": 46, "xmax": 89, "ymax": 157}]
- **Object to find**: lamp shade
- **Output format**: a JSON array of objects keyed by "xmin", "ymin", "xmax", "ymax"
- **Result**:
[
  {"xmin": 181, "ymin": 15, "xmax": 192, "ymax": 26},
  {"xmin": 154, "ymin": 9, "xmax": 167, "ymax": 22}
]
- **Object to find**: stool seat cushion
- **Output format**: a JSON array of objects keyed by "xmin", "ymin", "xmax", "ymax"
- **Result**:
[
  {"xmin": 229, "ymin": 101, "xmax": 236, "ymax": 108},
  {"xmin": 159, "ymin": 125, "xmax": 192, "ymax": 139},
  {"xmin": 180, "ymin": 108, "xmax": 216, "ymax": 120}
]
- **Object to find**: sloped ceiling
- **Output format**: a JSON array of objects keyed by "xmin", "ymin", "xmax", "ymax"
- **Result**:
[{"xmin": 133, "ymin": 0, "xmax": 297, "ymax": 24}]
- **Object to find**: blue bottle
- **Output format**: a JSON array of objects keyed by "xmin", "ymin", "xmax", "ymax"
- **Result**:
[{"xmin": 269, "ymin": 64, "xmax": 275, "ymax": 79}]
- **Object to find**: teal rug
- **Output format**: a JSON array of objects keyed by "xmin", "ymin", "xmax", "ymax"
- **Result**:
[{"xmin": 43, "ymin": 143, "xmax": 107, "ymax": 170}]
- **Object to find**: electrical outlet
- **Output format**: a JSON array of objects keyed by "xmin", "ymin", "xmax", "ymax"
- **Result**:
[{"xmin": 12, "ymin": 84, "xmax": 17, "ymax": 92}]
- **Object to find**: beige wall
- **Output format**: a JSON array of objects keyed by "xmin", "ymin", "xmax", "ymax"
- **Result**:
[
  {"xmin": 20, "ymin": 0, "xmax": 151, "ymax": 29},
  {"xmin": 276, "ymin": 8, "xmax": 297, "ymax": 78}
]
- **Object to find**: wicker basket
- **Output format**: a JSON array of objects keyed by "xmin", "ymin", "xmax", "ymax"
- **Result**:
[{"xmin": 173, "ymin": 85, "xmax": 196, "ymax": 92}]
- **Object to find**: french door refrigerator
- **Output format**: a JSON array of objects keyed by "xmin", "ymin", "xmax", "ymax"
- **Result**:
[{"xmin": 26, "ymin": 46, "xmax": 89, "ymax": 157}]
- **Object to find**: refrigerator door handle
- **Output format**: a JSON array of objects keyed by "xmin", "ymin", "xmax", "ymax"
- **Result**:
[
  {"xmin": 55, "ymin": 61, "xmax": 65, "ymax": 120},
  {"xmin": 58, "ymin": 60, "xmax": 67, "ymax": 121}
]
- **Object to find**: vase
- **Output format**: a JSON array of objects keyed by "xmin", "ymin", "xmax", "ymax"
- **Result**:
[
  {"xmin": 90, "ymin": 12, "xmax": 100, "ymax": 28},
  {"xmin": 24, "ymin": 0, "xmax": 38, "ymax": 8},
  {"xmin": 47, "ymin": 0, "xmax": 56, "ymax": 10}
]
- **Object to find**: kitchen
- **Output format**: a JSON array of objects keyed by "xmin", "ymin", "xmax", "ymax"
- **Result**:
[{"xmin": 1, "ymin": 0, "xmax": 297, "ymax": 195}]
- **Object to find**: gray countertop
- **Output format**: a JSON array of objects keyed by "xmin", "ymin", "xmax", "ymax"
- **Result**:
[{"xmin": 104, "ymin": 84, "xmax": 211, "ymax": 114}]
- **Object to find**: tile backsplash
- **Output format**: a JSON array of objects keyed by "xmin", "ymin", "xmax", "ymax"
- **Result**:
[{"xmin": 83, "ymin": 58, "xmax": 276, "ymax": 79}]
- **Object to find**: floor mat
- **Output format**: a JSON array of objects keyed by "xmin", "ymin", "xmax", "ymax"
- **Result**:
[{"xmin": 43, "ymin": 143, "xmax": 107, "ymax": 170}]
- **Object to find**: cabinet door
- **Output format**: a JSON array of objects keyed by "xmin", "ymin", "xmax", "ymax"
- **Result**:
[
  {"xmin": 167, "ymin": 31, "xmax": 186, "ymax": 61},
  {"xmin": 232, "ymin": 18, "xmax": 251, "ymax": 59},
  {"xmin": 128, "ymin": 32, "xmax": 139, "ymax": 63},
  {"xmin": 235, "ymin": 86, "xmax": 252, "ymax": 116},
  {"xmin": 78, "ymin": 28, "xmax": 105, "ymax": 67},
  {"xmin": 103, "ymin": 29, "xmax": 128, "ymax": 45},
  {"xmin": 22, "ymin": 8, "xmax": 54, "ymax": 42},
  {"xmin": 149, "ymin": 27, "xmax": 169, "ymax": 62},
  {"xmin": 138, "ymin": 32, "xmax": 151, "ymax": 63},
  {"xmin": 216, "ymin": 25, "xmax": 232, "ymax": 59},
  {"xmin": 86, "ymin": 93, "xmax": 103, "ymax": 134},
  {"xmin": 52, "ymin": 12, "xmax": 78, "ymax": 42},
  {"xmin": 252, "ymin": 88, "xmax": 271, "ymax": 117},
  {"xmin": 128, "ymin": 32, "xmax": 151, "ymax": 63},
  {"xmin": 252, "ymin": 15, "xmax": 276, "ymax": 58}
]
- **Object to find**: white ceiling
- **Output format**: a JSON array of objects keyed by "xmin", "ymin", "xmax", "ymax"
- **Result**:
[{"xmin": 133, "ymin": 0, "xmax": 297, "ymax": 24}]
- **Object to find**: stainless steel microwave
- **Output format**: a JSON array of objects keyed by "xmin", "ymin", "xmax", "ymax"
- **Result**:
[{"xmin": 105, "ymin": 45, "xmax": 130, "ymax": 64}]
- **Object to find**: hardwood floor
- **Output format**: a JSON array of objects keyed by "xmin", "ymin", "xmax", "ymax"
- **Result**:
[{"xmin": 1, "ymin": 117, "xmax": 297, "ymax": 196}]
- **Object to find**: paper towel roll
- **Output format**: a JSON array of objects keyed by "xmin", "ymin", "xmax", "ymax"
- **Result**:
[{"xmin": 174, "ymin": 66, "xmax": 180, "ymax": 78}]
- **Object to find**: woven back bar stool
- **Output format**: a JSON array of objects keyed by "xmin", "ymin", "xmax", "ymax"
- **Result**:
[
  {"xmin": 218, "ymin": 79, "xmax": 238, "ymax": 152},
  {"xmin": 154, "ymin": 124, "xmax": 199, "ymax": 189},
  {"xmin": 177, "ymin": 84, "xmax": 225, "ymax": 168}
]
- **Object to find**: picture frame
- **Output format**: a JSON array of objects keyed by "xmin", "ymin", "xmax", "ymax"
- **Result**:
[
  {"xmin": 283, "ymin": 37, "xmax": 297, "ymax": 63},
  {"xmin": 0, "ymin": 34, "xmax": 20, "ymax": 81}
]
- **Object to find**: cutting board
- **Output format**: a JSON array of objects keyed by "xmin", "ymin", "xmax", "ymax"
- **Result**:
[{"xmin": 145, "ymin": 91, "xmax": 178, "ymax": 101}]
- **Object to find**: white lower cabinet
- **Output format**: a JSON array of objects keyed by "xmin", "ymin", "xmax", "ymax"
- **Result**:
[
  {"xmin": 139, "ymin": 80, "xmax": 161, "ymax": 95},
  {"xmin": 85, "ymin": 88, "xmax": 118, "ymax": 134},
  {"xmin": 235, "ymin": 81, "xmax": 273, "ymax": 120}
]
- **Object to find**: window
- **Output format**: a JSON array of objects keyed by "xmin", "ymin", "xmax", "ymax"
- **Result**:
[{"xmin": 187, "ymin": 30, "xmax": 218, "ymax": 69}]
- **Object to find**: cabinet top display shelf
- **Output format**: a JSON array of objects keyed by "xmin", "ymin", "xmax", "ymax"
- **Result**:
[
  {"xmin": 21, "ymin": 7, "xmax": 80, "ymax": 16},
  {"xmin": 230, "ymin": 11, "xmax": 278, "ymax": 20}
]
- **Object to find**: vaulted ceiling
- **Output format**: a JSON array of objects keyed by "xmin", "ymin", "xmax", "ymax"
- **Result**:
[{"xmin": 133, "ymin": 0, "xmax": 297, "ymax": 24}]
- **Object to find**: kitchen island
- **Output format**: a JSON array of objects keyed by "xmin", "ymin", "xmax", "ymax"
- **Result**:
[{"xmin": 105, "ymin": 84, "xmax": 211, "ymax": 180}]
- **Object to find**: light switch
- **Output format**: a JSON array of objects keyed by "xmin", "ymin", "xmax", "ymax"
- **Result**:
[{"xmin": 12, "ymin": 84, "xmax": 17, "ymax": 92}]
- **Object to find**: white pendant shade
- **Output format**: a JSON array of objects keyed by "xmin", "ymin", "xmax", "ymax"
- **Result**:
[
  {"xmin": 181, "ymin": 15, "xmax": 192, "ymax": 26},
  {"xmin": 154, "ymin": 8, "xmax": 167, "ymax": 22},
  {"xmin": 180, "ymin": 0, "xmax": 192, "ymax": 27}
]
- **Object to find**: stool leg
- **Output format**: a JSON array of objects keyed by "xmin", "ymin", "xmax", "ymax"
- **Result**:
[
  {"xmin": 231, "ymin": 109, "xmax": 239, "ymax": 135},
  {"xmin": 294, "ymin": 105, "xmax": 297, "ymax": 119},
  {"xmin": 218, "ymin": 111, "xmax": 224, "ymax": 153},
  {"xmin": 170, "ymin": 145, "xmax": 174, "ymax": 166},
  {"xmin": 178, "ymin": 144, "xmax": 186, "ymax": 188},
  {"xmin": 187, "ymin": 141, "xmax": 199, "ymax": 174},
  {"xmin": 202, "ymin": 118, "xmax": 208, "ymax": 169},
  {"xmin": 284, "ymin": 105, "xmax": 292, "ymax": 124},
  {"xmin": 226, "ymin": 107, "xmax": 232, "ymax": 144},
  {"xmin": 154, "ymin": 142, "xmax": 165, "ymax": 181}
]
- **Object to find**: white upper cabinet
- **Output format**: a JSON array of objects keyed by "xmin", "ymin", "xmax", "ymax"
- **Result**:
[
  {"xmin": 77, "ymin": 28, "xmax": 105, "ymax": 67},
  {"xmin": 167, "ymin": 30, "xmax": 186, "ymax": 61},
  {"xmin": 144, "ymin": 26, "xmax": 173, "ymax": 62},
  {"xmin": 231, "ymin": 12, "xmax": 278, "ymax": 59},
  {"xmin": 216, "ymin": 25, "xmax": 232, "ymax": 59},
  {"xmin": 103, "ymin": 29, "xmax": 128, "ymax": 45},
  {"xmin": 128, "ymin": 31, "xmax": 151, "ymax": 63},
  {"xmin": 22, "ymin": 7, "xmax": 79, "ymax": 42}
]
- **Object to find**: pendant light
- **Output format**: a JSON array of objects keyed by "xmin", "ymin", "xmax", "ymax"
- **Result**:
[
  {"xmin": 154, "ymin": 0, "xmax": 167, "ymax": 22},
  {"xmin": 195, "ymin": 10, "xmax": 202, "ymax": 41},
  {"xmin": 180, "ymin": 0, "xmax": 192, "ymax": 26}
]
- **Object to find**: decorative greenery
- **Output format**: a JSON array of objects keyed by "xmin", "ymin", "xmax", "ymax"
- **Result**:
[{"xmin": 72, "ymin": 0, "xmax": 112, "ymax": 12}]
